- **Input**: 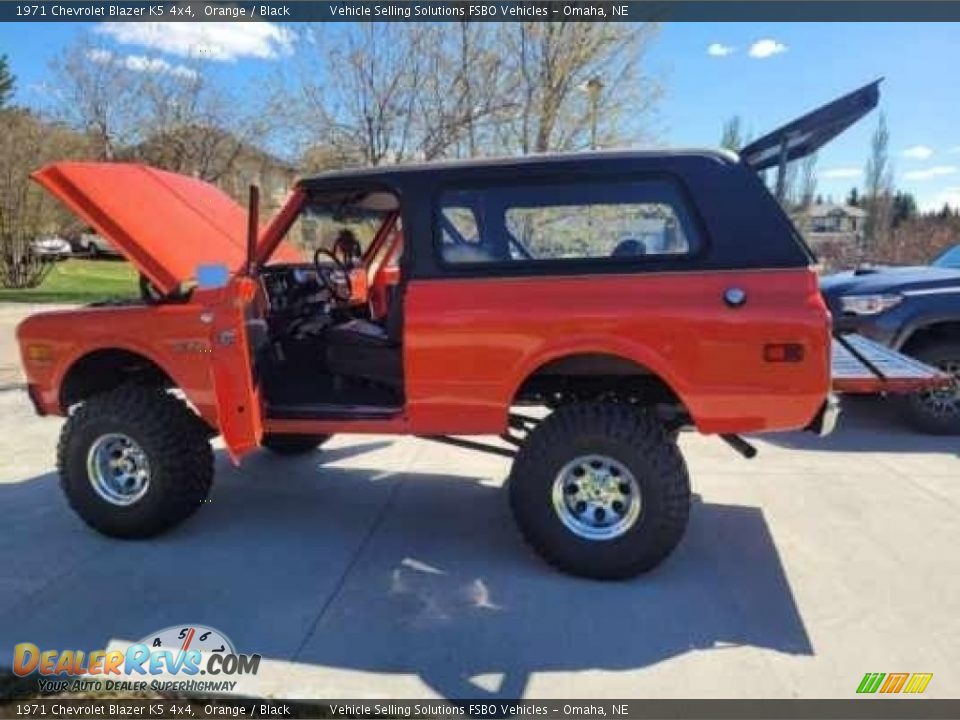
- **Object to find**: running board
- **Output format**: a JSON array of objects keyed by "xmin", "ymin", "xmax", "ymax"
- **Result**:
[{"xmin": 266, "ymin": 403, "xmax": 402, "ymax": 420}]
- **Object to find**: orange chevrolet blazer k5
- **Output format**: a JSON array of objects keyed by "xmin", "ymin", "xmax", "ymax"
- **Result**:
[{"xmin": 17, "ymin": 81, "xmax": 935, "ymax": 578}]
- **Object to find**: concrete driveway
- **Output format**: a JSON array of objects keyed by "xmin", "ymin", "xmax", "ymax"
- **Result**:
[{"xmin": 0, "ymin": 306, "xmax": 958, "ymax": 700}]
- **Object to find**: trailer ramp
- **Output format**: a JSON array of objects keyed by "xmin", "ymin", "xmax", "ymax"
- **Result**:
[{"xmin": 832, "ymin": 333, "xmax": 950, "ymax": 394}]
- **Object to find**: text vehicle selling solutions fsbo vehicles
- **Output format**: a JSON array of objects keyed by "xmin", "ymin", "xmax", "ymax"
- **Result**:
[{"xmin": 15, "ymin": 81, "xmax": 942, "ymax": 579}]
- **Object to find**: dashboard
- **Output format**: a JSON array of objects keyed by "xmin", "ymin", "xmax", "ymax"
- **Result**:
[
  {"xmin": 259, "ymin": 263, "xmax": 357, "ymax": 339},
  {"xmin": 261, "ymin": 264, "xmax": 323, "ymax": 314}
]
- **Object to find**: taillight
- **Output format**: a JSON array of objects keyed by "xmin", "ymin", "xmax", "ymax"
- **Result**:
[{"xmin": 764, "ymin": 343, "xmax": 805, "ymax": 363}]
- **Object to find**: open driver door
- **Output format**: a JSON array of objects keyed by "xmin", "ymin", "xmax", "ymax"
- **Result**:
[{"xmin": 208, "ymin": 188, "xmax": 267, "ymax": 461}]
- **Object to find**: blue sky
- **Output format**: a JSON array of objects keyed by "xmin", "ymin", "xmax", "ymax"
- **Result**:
[{"xmin": 2, "ymin": 21, "xmax": 958, "ymax": 210}]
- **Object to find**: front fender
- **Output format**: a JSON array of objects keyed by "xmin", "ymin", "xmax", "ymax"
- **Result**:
[{"xmin": 16, "ymin": 305, "xmax": 218, "ymax": 426}]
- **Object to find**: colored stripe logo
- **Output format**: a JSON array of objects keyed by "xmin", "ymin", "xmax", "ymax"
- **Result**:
[{"xmin": 857, "ymin": 672, "xmax": 933, "ymax": 694}]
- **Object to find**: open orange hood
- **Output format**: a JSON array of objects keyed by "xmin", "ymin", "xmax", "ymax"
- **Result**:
[{"xmin": 32, "ymin": 162, "xmax": 302, "ymax": 295}]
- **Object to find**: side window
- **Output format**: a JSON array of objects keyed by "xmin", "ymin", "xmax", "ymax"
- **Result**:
[
  {"xmin": 441, "ymin": 207, "xmax": 480, "ymax": 245},
  {"xmin": 437, "ymin": 179, "xmax": 699, "ymax": 264}
]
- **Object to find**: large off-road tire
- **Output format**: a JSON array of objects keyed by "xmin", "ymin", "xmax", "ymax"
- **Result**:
[
  {"xmin": 261, "ymin": 434, "xmax": 331, "ymax": 456},
  {"xmin": 895, "ymin": 340, "xmax": 960, "ymax": 435},
  {"xmin": 509, "ymin": 402, "xmax": 690, "ymax": 580},
  {"xmin": 57, "ymin": 386, "xmax": 214, "ymax": 538}
]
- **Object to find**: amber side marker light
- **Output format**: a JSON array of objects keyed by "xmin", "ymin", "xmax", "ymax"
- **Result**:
[
  {"xmin": 764, "ymin": 343, "xmax": 805, "ymax": 363},
  {"xmin": 25, "ymin": 344, "xmax": 53, "ymax": 364}
]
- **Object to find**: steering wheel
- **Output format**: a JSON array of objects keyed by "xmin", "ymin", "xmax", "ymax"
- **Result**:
[
  {"xmin": 332, "ymin": 230, "xmax": 363, "ymax": 268},
  {"xmin": 313, "ymin": 247, "xmax": 352, "ymax": 302}
]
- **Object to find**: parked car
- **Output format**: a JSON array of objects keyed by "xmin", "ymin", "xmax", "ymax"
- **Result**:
[
  {"xmin": 16, "ymin": 81, "xmax": 939, "ymax": 579},
  {"xmin": 821, "ymin": 244, "xmax": 960, "ymax": 434},
  {"xmin": 75, "ymin": 231, "xmax": 120, "ymax": 258},
  {"xmin": 29, "ymin": 235, "xmax": 72, "ymax": 259}
]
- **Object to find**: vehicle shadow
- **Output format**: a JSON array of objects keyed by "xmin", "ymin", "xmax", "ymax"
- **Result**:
[
  {"xmin": 0, "ymin": 442, "xmax": 811, "ymax": 701},
  {"xmin": 758, "ymin": 395, "xmax": 960, "ymax": 456}
]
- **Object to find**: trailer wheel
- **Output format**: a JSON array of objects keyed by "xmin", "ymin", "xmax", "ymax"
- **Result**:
[
  {"xmin": 896, "ymin": 340, "xmax": 960, "ymax": 435},
  {"xmin": 57, "ymin": 386, "xmax": 213, "ymax": 538},
  {"xmin": 261, "ymin": 434, "xmax": 331, "ymax": 456},
  {"xmin": 508, "ymin": 402, "xmax": 690, "ymax": 579}
]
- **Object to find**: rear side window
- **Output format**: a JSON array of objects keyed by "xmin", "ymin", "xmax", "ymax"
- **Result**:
[{"xmin": 437, "ymin": 179, "xmax": 700, "ymax": 265}]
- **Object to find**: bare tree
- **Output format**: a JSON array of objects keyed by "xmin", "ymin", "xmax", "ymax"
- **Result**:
[
  {"xmin": 133, "ymin": 63, "xmax": 254, "ymax": 182},
  {"xmin": 798, "ymin": 153, "xmax": 818, "ymax": 209},
  {"xmin": 498, "ymin": 22, "xmax": 661, "ymax": 154},
  {"xmin": 0, "ymin": 109, "xmax": 92, "ymax": 287},
  {"xmin": 48, "ymin": 35, "xmax": 145, "ymax": 160},
  {"xmin": 413, "ymin": 22, "xmax": 514, "ymax": 160},
  {"xmin": 291, "ymin": 21, "xmax": 662, "ymax": 167},
  {"xmin": 720, "ymin": 116, "xmax": 744, "ymax": 152},
  {"xmin": 48, "ymin": 35, "xmax": 279, "ymax": 209},
  {"xmin": 863, "ymin": 112, "xmax": 894, "ymax": 251},
  {"xmin": 293, "ymin": 24, "xmax": 424, "ymax": 167}
]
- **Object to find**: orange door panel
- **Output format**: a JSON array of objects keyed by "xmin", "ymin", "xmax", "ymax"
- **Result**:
[
  {"xmin": 403, "ymin": 268, "xmax": 830, "ymax": 436},
  {"xmin": 209, "ymin": 277, "xmax": 264, "ymax": 460}
]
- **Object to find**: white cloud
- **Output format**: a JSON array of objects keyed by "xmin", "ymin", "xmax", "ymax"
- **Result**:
[
  {"xmin": 821, "ymin": 167, "xmax": 862, "ymax": 179},
  {"xmin": 748, "ymin": 39, "xmax": 788, "ymax": 59},
  {"xmin": 903, "ymin": 166, "xmax": 958, "ymax": 181},
  {"xmin": 920, "ymin": 187, "xmax": 960, "ymax": 212},
  {"xmin": 707, "ymin": 43, "xmax": 735, "ymax": 57},
  {"xmin": 86, "ymin": 48, "xmax": 198, "ymax": 80},
  {"xmin": 96, "ymin": 22, "xmax": 295, "ymax": 62},
  {"xmin": 902, "ymin": 145, "xmax": 934, "ymax": 160}
]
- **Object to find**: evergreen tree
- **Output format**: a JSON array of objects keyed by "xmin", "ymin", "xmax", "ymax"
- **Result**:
[
  {"xmin": 891, "ymin": 191, "xmax": 918, "ymax": 227},
  {"xmin": 0, "ymin": 54, "xmax": 14, "ymax": 108},
  {"xmin": 846, "ymin": 187, "xmax": 860, "ymax": 207}
]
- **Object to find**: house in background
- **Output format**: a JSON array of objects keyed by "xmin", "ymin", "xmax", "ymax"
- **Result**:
[
  {"xmin": 792, "ymin": 203, "xmax": 868, "ymax": 247},
  {"xmin": 134, "ymin": 125, "xmax": 298, "ymax": 215}
]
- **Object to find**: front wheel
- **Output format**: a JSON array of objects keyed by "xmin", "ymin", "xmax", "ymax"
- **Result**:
[
  {"xmin": 261, "ymin": 433, "xmax": 331, "ymax": 456},
  {"xmin": 895, "ymin": 340, "xmax": 960, "ymax": 435},
  {"xmin": 508, "ymin": 402, "xmax": 690, "ymax": 580},
  {"xmin": 57, "ymin": 387, "xmax": 214, "ymax": 538}
]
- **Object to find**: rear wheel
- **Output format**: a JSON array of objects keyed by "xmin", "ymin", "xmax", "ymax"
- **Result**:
[
  {"xmin": 57, "ymin": 386, "xmax": 214, "ymax": 538},
  {"xmin": 509, "ymin": 402, "xmax": 690, "ymax": 579},
  {"xmin": 261, "ymin": 433, "xmax": 331, "ymax": 456},
  {"xmin": 896, "ymin": 340, "xmax": 960, "ymax": 435}
]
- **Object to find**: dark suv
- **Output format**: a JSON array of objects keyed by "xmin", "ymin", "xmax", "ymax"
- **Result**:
[{"xmin": 821, "ymin": 244, "xmax": 960, "ymax": 434}]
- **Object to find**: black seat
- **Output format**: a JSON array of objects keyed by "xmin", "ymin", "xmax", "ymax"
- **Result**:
[{"xmin": 323, "ymin": 287, "xmax": 403, "ymax": 387}]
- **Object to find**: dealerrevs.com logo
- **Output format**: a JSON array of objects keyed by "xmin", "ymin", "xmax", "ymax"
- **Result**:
[{"xmin": 13, "ymin": 625, "xmax": 260, "ymax": 694}]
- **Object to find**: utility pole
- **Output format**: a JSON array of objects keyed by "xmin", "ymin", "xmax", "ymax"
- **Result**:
[{"xmin": 583, "ymin": 76, "xmax": 604, "ymax": 151}]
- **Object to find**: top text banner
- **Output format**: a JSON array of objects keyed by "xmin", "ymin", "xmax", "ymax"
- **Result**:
[{"xmin": 6, "ymin": 1, "xmax": 960, "ymax": 22}]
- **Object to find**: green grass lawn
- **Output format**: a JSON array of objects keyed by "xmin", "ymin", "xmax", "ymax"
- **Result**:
[{"xmin": 0, "ymin": 258, "xmax": 139, "ymax": 304}]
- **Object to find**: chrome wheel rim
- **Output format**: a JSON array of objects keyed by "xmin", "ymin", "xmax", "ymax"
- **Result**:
[
  {"xmin": 87, "ymin": 433, "xmax": 151, "ymax": 506},
  {"xmin": 918, "ymin": 360, "xmax": 960, "ymax": 417},
  {"xmin": 551, "ymin": 454, "xmax": 642, "ymax": 541}
]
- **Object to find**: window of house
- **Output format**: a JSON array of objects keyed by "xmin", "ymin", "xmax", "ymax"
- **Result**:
[{"xmin": 437, "ymin": 179, "xmax": 699, "ymax": 264}]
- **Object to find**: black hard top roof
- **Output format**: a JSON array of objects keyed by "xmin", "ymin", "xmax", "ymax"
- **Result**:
[{"xmin": 297, "ymin": 148, "xmax": 738, "ymax": 188}]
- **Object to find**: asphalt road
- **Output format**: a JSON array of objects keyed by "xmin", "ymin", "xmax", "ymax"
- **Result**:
[{"xmin": 0, "ymin": 306, "xmax": 958, "ymax": 700}]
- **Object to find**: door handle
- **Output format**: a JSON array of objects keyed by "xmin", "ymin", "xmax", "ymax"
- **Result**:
[{"xmin": 724, "ymin": 287, "xmax": 747, "ymax": 308}]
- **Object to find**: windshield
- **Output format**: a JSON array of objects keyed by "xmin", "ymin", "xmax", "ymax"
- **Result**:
[
  {"xmin": 933, "ymin": 244, "xmax": 960, "ymax": 268},
  {"xmin": 270, "ymin": 190, "xmax": 398, "ymax": 264}
]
